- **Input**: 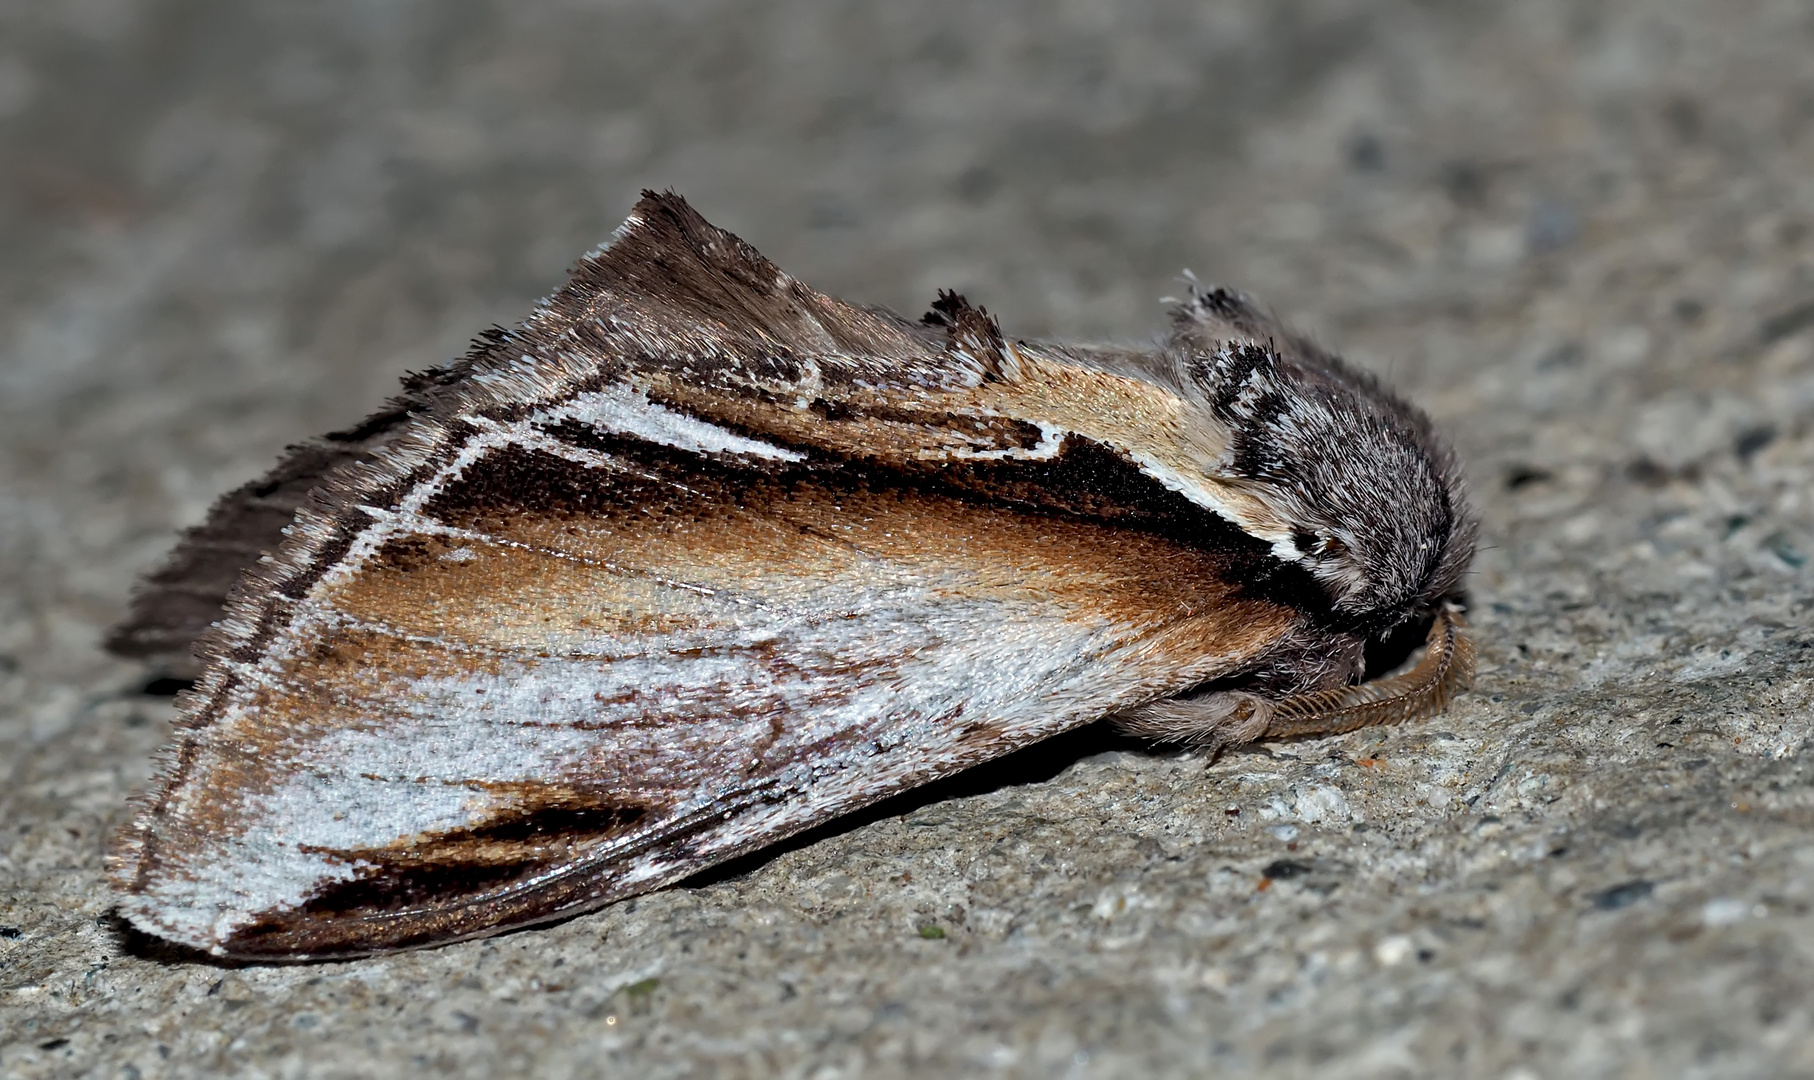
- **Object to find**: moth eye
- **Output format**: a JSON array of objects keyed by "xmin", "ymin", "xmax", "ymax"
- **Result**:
[{"xmin": 1292, "ymin": 530, "xmax": 1348, "ymax": 560}]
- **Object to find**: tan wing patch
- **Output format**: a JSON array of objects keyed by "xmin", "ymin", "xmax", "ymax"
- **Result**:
[{"xmin": 634, "ymin": 345, "xmax": 1290, "ymax": 545}]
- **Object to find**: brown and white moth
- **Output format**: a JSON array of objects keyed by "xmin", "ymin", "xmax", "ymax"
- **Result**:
[{"xmin": 108, "ymin": 192, "xmax": 1476, "ymax": 960}]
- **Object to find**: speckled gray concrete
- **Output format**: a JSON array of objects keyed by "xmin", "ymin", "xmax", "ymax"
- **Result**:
[{"xmin": 3, "ymin": 2, "xmax": 1812, "ymax": 1077}]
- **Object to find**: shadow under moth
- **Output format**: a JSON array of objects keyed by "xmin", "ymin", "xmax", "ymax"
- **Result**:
[{"xmin": 108, "ymin": 192, "xmax": 1477, "ymax": 960}]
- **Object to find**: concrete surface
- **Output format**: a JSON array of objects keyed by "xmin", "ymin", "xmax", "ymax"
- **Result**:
[{"xmin": 3, "ymin": 1, "xmax": 1813, "ymax": 1076}]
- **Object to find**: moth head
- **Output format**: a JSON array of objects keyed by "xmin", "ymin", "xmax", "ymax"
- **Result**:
[
  {"xmin": 1184, "ymin": 342, "xmax": 1477, "ymax": 634},
  {"xmin": 1255, "ymin": 440, "xmax": 1474, "ymax": 631}
]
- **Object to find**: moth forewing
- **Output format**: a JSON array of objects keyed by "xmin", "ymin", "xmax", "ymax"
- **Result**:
[
  {"xmin": 110, "ymin": 191, "xmax": 1476, "ymax": 959},
  {"xmin": 114, "ymin": 443, "xmax": 1306, "ymax": 958}
]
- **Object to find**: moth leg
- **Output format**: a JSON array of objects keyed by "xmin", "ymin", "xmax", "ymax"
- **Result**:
[
  {"xmin": 1114, "ymin": 690, "xmax": 1275, "ymax": 752},
  {"xmin": 1116, "ymin": 606, "xmax": 1474, "ymax": 753}
]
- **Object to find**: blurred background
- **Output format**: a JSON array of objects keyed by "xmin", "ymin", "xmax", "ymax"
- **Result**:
[{"xmin": 4, "ymin": 2, "xmax": 1814, "ymax": 1077}]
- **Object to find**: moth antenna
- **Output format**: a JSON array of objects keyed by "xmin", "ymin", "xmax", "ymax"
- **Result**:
[
  {"xmin": 1112, "ymin": 607, "xmax": 1473, "ymax": 755},
  {"xmin": 1260, "ymin": 606, "xmax": 1476, "ymax": 740}
]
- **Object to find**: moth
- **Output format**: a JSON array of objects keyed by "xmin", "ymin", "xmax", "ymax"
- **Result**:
[{"xmin": 108, "ymin": 192, "xmax": 1476, "ymax": 959}]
